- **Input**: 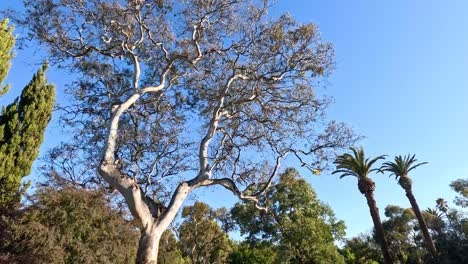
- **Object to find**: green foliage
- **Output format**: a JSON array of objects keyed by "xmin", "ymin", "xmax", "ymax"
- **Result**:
[
  {"xmin": 333, "ymin": 148, "xmax": 393, "ymax": 264},
  {"xmin": 381, "ymin": 154, "xmax": 427, "ymax": 179},
  {"xmin": 1, "ymin": 186, "xmax": 138, "ymax": 264},
  {"xmin": 158, "ymin": 230, "xmax": 187, "ymax": 264},
  {"xmin": 0, "ymin": 19, "xmax": 15, "ymax": 96},
  {"xmin": 340, "ymin": 235, "xmax": 383, "ymax": 264},
  {"xmin": 228, "ymin": 242, "xmax": 277, "ymax": 264},
  {"xmin": 179, "ymin": 202, "xmax": 232, "ymax": 264},
  {"xmin": 382, "ymin": 205, "xmax": 427, "ymax": 263},
  {"xmin": 426, "ymin": 198, "xmax": 468, "ymax": 263},
  {"xmin": 14, "ymin": 1, "xmax": 356, "ymax": 261},
  {"xmin": 333, "ymin": 147, "xmax": 385, "ymax": 179},
  {"xmin": 0, "ymin": 59, "xmax": 55, "ymax": 209},
  {"xmin": 345, "ymin": 179, "xmax": 468, "ymax": 264},
  {"xmin": 450, "ymin": 179, "xmax": 468, "ymax": 208},
  {"xmin": 231, "ymin": 168, "xmax": 346, "ymax": 264},
  {"xmin": 381, "ymin": 154, "xmax": 438, "ymax": 262}
]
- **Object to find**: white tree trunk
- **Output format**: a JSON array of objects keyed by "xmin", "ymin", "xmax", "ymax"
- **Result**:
[
  {"xmin": 137, "ymin": 228, "xmax": 161, "ymax": 264},
  {"xmin": 135, "ymin": 182, "xmax": 192, "ymax": 264}
]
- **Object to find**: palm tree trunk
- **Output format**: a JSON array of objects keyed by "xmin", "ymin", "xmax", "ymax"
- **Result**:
[
  {"xmin": 404, "ymin": 187, "xmax": 438, "ymax": 260},
  {"xmin": 364, "ymin": 192, "xmax": 393, "ymax": 264}
]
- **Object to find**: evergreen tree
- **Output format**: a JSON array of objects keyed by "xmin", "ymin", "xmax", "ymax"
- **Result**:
[
  {"xmin": 0, "ymin": 60, "xmax": 55, "ymax": 209},
  {"xmin": 450, "ymin": 179, "xmax": 468, "ymax": 208},
  {"xmin": 0, "ymin": 19, "xmax": 15, "ymax": 96},
  {"xmin": 426, "ymin": 198, "xmax": 468, "ymax": 263},
  {"xmin": 231, "ymin": 168, "xmax": 346, "ymax": 264},
  {"xmin": 344, "ymin": 180, "xmax": 468, "ymax": 264}
]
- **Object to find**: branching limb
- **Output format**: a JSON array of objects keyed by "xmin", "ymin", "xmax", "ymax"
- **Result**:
[{"xmin": 197, "ymin": 73, "xmax": 249, "ymax": 179}]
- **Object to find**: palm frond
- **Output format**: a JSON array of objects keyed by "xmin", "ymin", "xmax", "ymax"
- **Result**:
[
  {"xmin": 408, "ymin": 161, "xmax": 428, "ymax": 173},
  {"xmin": 339, "ymin": 173, "xmax": 357, "ymax": 179},
  {"xmin": 333, "ymin": 147, "xmax": 384, "ymax": 179},
  {"xmin": 369, "ymin": 168, "xmax": 383, "ymax": 174},
  {"xmin": 381, "ymin": 153, "xmax": 427, "ymax": 178},
  {"xmin": 367, "ymin": 155, "xmax": 387, "ymax": 168}
]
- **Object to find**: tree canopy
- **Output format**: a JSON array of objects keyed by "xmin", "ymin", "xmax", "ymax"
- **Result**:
[
  {"xmin": 0, "ymin": 18, "xmax": 55, "ymax": 211},
  {"xmin": 0, "ymin": 63, "xmax": 55, "ymax": 210},
  {"xmin": 1, "ymin": 186, "xmax": 139, "ymax": 264},
  {"xmin": 231, "ymin": 168, "xmax": 346, "ymax": 263},
  {"xmin": 11, "ymin": 1, "xmax": 356, "ymax": 261},
  {"xmin": 0, "ymin": 1, "xmax": 466, "ymax": 264},
  {"xmin": 343, "ymin": 180, "xmax": 468, "ymax": 264},
  {"xmin": 179, "ymin": 202, "xmax": 232, "ymax": 264},
  {"xmin": 228, "ymin": 242, "xmax": 277, "ymax": 264},
  {"xmin": 450, "ymin": 179, "xmax": 468, "ymax": 208}
]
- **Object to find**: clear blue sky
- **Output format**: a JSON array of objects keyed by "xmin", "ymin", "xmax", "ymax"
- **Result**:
[{"xmin": 1, "ymin": 0, "xmax": 467, "ymax": 238}]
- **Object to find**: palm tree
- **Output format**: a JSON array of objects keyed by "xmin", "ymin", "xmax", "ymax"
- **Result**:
[
  {"xmin": 333, "ymin": 147, "xmax": 393, "ymax": 264},
  {"xmin": 424, "ymin": 208, "xmax": 445, "ymax": 237},
  {"xmin": 381, "ymin": 154, "xmax": 438, "ymax": 260}
]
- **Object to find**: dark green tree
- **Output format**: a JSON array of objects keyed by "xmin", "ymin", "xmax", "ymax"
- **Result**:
[
  {"xmin": 381, "ymin": 154, "xmax": 437, "ymax": 259},
  {"xmin": 0, "ymin": 33, "xmax": 55, "ymax": 254},
  {"xmin": 1, "ymin": 186, "xmax": 139, "ymax": 264},
  {"xmin": 228, "ymin": 242, "xmax": 277, "ymax": 264},
  {"xmin": 0, "ymin": 62, "xmax": 55, "ymax": 210},
  {"xmin": 333, "ymin": 147, "xmax": 393, "ymax": 264},
  {"xmin": 425, "ymin": 197, "xmax": 467, "ymax": 263},
  {"xmin": 231, "ymin": 168, "xmax": 346, "ymax": 264},
  {"xmin": 342, "ymin": 206, "xmax": 428, "ymax": 264},
  {"xmin": 340, "ymin": 235, "xmax": 382, "ymax": 264}
]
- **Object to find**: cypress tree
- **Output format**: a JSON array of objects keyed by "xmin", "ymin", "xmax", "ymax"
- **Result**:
[
  {"xmin": 0, "ymin": 19, "xmax": 15, "ymax": 96},
  {"xmin": 0, "ymin": 18, "xmax": 55, "ymax": 210}
]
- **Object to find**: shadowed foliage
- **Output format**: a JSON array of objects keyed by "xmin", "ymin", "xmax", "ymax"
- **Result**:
[
  {"xmin": 1, "ymin": 186, "xmax": 139, "ymax": 264},
  {"xmin": 344, "ymin": 180, "xmax": 468, "ymax": 264},
  {"xmin": 340, "ymin": 234, "xmax": 382, "ymax": 264}
]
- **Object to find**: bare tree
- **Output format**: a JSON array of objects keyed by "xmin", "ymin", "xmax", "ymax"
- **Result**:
[{"xmin": 12, "ymin": 0, "xmax": 357, "ymax": 263}]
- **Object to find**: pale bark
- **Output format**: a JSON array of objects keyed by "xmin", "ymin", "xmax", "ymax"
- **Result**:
[
  {"xmin": 94, "ymin": 22, "xmax": 205, "ymax": 263},
  {"xmin": 98, "ymin": 171, "xmax": 193, "ymax": 263},
  {"xmin": 95, "ymin": 51, "xmax": 243, "ymax": 264},
  {"xmin": 18, "ymin": 2, "xmax": 349, "ymax": 263},
  {"xmin": 137, "ymin": 229, "xmax": 161, "ymax": 264}
]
